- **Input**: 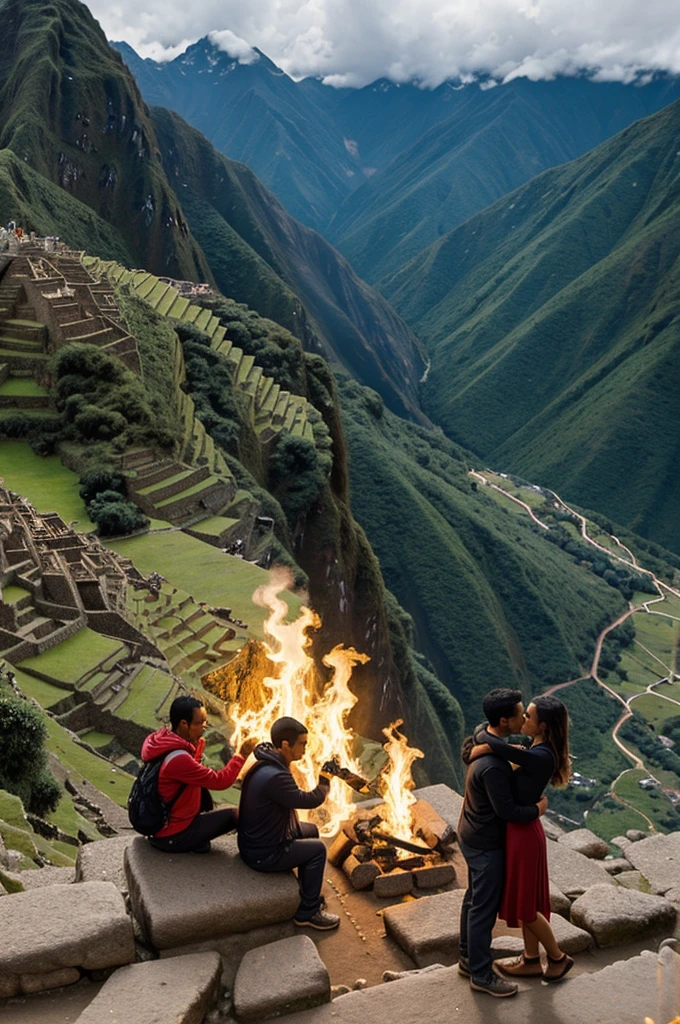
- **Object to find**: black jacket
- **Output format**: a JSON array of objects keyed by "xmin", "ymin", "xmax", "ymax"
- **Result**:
[
  {"xmin": 237, "ymin": 743, "xmax": 329, "ymax": 858},
  {"xmin": 457, "ymin": 754, "xmax": 539, "ymax": 851}
]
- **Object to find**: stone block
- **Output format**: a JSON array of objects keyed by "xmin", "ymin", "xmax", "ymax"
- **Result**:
[
  {"xmin": 412, "ymin": 863, "xmax": 455, "ymax": 890},
  {"xmin": 626, "ymin": 829, "xmax": 650, "ymax": 842},
  {"xmin": 622, "ymin": 831, "xmax": 680, "ymax": 895},
  {"xmin": 558, "ymin": 828, "xmax": 609, "ymax": 859},
  {"xmin": 491, "ymin": 936, "xmax": 524, "ymax": 959},
  {"xmin": 571, "ymin": 883, "xmax": 676, "ymax": 947},
  {"xmin": 550, "ymin": 912, "xmax": 594, "ymax": 953},
  {"xmin": 611, "ymin": 834, "xmax": 632, "ymax": 850},
  {"xmin": 76, "ymin": 835, "xmax": 136, "ymax": 892},
  {"xmin": 411, "ymin": 785, "xmax": 463, "ymax": 833},
  {"xmin": 20, "ymin": 968, "xmax": 81, "ymax": 994},
  {"xmin": 75, "ymin": 951, "xmax": 222, "ymax": 1024},
  {"xmin": 604, "ymin": 857, "xmax": 634, "ymax": 874},
  {"xmin": 233, "ymin": 936, "xmax": 330, "ymax": 1022},
  {"xmin": 158, "ymin": 922, "xmax": 296, "ymax": 986},
  {"xmin": 383, "ymin": 890, "xmax": 465, "ymax": 967},
  {"xmin": 125, "ymin": 834, "xmax": 300, "ymax": 950},
  {"xmin": 541, "ymin": 817, "xmax": 565, "ymax": 841},
  {"xmin": 547, "ymin": 837, "xmax": 615, "ymax": 896},
  {"xmin": 373, "ymin": 869, "xmax": 414, "ymax": 898},
  {"xmin": 0, "ymin": 882, "xmax": 133, "ymax": 992},
  {"xmin": 3, "ymin": 866, "xmax": 75, "ymax": 890},
  {"xmin": 664, "ymin": 886, "xmax": 680, "ymax": 905},
  {"xmin": 549, "ymin": 880, "xmax": 572, "ymax": 918}
]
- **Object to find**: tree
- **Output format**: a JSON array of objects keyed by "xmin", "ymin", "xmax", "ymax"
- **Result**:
[{"xmin": 0, "ymin": 697, "xmax": 61, "ymax": 816}]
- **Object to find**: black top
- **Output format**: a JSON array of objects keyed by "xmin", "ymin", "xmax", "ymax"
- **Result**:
[
  {"xmin": 457, "ymin": 753, "xmax": 540, "ymax": 851},
  {"xmin": 479, "ymin": 731, "xmax": 555, "ymax": 805},
  {"xmin": 237, "ymin": 743, "xmax": 329, "ymax": 857}
]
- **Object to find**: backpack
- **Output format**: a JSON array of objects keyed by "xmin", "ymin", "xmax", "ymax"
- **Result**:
[{"xmin": 128, "ymin": 751, "xmax": 187, "ymax": 836}]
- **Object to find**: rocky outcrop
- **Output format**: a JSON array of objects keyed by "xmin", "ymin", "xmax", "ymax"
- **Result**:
[
  {"xmin": 546, "ymin": 839, "xmax": 615, "ymax": 897},
  {"xmin": 382, "ymin": 890, "xmax": 465, "ymax": 968},
  {"xmin": 570, "ymin": 884, "xmax": 676, "ymax": 947},
  {"xmin": 557, "ymin": 828, "xmax": 609, "ymax": 859},
  {"xmin": 622, "ymin": 831, "xmax": 680, "ymax": 895}
]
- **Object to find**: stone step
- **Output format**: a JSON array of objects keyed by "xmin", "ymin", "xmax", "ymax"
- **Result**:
[
  {"xmin": 137, "ymin": 466, "xmax": 210, "ymax": 506},
  {"xmin": 74, "ymin": 952, "xmax": 222, "ymax": 1024},
  {"xmin": 133, "ymin": 461, "xmax": 185, "ymax": 488},
  {"xmin": 0, "ymin": 319, "xmax": 46, "ymax": 342},
  {"xmin": 233, "ymin": 936, "xmax": 330, "ymax": 1022},
  {"xmin": 0, "ymin": 348, "xmax": 48, "ymax": 371},
  {"xmin": 0, "ymin": 335, "xmax": 45, "ymax": 352}
]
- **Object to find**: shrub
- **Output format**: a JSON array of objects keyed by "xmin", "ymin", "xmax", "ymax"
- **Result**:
[
  {"xmin": 87, "ymin": 496, "xmax": 148, "ymax": 537},
  {"xmin": 79, "ymin": 468, "xmax": 126, "ymax": 504},
  {"xmin": 0, "ymin": 697, "xmax": 61, "ymax": 817}
]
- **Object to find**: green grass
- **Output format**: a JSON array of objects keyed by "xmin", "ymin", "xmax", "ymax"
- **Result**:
[
  {"xmin": 618, "ymin": 651, "xmax": 664, "ymax": 691},
  {"xmin": 191, "ymin": 516, "xmax": 239, "ymax": 536},
  {"xmin": 0, "ymin": 790, "xmax": 76, "ymax": 867},
  {"xmin": 0, "ymin": 442, "xmax": 95, "ymax": 530},
  {"xmin": 614, "ymin": 768, "xmax": 678, "ymax": 830},
  {"xmin": 43, "ymin": 716, "xmax": 133, "ymax": 807},
  {"xmin": 18, "ymin": 629, "xmax": 124, "ymax": 687},
  {"xmin": 1, "ymin": 585, "xmax": 31, "ymax": 605},
  {"xmin": 628, "ymin": 693, "xmax": 680, "ymax": 731},
  {"xmin": 108, "ymin": 530, "xmax": 302, "ymax": 638},
  {"xmin": 114, "ymin": 664, "xmax": 176, "ymax": 727},
  {"xmin": 78, "ymin": 729, "xmax": 114, "ymax": 748},
  {"xmin": 0, "ymin": 379, "xmax": 47, "ymax": 396},
  {"xmin": 10, "ymin": 667, "xmax": 70, "ymax": 708},
  {"xmin": 154, "ymin": 474, "xmax": 222, "ymax": 508}
]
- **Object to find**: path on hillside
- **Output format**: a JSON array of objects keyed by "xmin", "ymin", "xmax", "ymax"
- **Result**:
[{"xmin": 471, "ymin": 470, "xmax": 680, "ymax": 820}]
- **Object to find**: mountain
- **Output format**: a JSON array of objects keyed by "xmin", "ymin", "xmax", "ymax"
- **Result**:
[
  {"xmin": 329, "ymin": 76, "xmax": 680, "ymax": 284},
  {"xmin": 149, "ymin": 106, "xmax": 427, "ymax": 421},
  {"xmin": 112, "ymin": 39, "xmax": 359, "ymax": 232},
  {"xmin": 0, "ymin": 0, "xmax": 425, "ymax": 422},
  {"xmin": 0, "ymin": 0, "xmax": 210, "ymax": 282},
  {"xmin": 383, "ymin": 98, "xmax": 680, "ymax": 552}
]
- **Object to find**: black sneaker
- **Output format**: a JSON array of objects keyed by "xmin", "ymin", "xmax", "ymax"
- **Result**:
[
  {"xmin": 470, "ymin": 973, "xmax": 518, "ymax": 998},
  {"xmin": 294, "ymin": 910, "xmax": 340, "ymax": 931},
  {"xmin": 458, "ymin": 955, "xmax": 471, "ymax": 978}
]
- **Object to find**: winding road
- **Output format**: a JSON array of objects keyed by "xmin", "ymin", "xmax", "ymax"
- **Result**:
[{"xmin": 471, "ymin": 470, "xmax": 680, "ymax": 829}]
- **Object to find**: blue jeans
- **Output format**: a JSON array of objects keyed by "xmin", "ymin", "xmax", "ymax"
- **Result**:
[{"xmin": 458, "ymin": 839, "xmax": 505, "ymax": 982}]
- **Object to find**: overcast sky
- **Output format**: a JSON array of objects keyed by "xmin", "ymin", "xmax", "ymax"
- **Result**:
[{"xmin": 88, "ymin": 0, "xmax": 680, "ymax": 88}]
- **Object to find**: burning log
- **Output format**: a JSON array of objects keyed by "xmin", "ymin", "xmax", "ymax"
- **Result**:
[
  {"xmin": 342, "ymin": 854, "xmax": 380, "ymax": 890},
  {"xmin": 410, "ymin": 800, "xmax": 456, "ymax": 855},
  {"xmin": 351, "ymin": 844, "xmax": 373, "ymax": 863},
  {"xmin": 327, "ymin": 831, "xmax": 355, "ymax": 867}
]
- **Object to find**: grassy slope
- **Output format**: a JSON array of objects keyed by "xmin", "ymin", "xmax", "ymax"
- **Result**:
[
  {"xmin": 0, "ymin": 0, "xmax": 210, "ymax": 281},
  {"xmin": 384, "ymin": 99, "xmax": 680, "ymax": 552},
  {"xmin": 0, "ymin": 441, "xmax": 95, "ymax": 529},
  {"xmin": 340, "ymin": 380, "xmax": 623, "ymax": 724}
]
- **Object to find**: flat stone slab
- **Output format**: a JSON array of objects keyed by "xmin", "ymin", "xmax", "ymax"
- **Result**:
[
  {"xmin": 0, "ymin": 881, "xmax": 134, "ymax": 997},
  {"xmin": 603, "ymin": 858, "xmax": 633, "ymax": 874},
  {"xmin": 382, "ymin": 890, "xmax": 465, "ymax": 967},
  {"xmin": 125, "ymin": 835, "xmax": 300, "ymax": 950},
  {"xmin": 557, "ymin": 828, "xmax": 609, "ymax": 859},
  {"xmin": 547, "ymin": 838, "xmax": 615, "ymax": 896},
  {"xmin": 571, "ymin": 883, "xmax": 676, "ymax": 947},
  {"xmin": 622, "ymin": 831, "xmax": 680, "ymax": 895},
  {"xmin": 411, "ymin": 785, "xmax": 463, "ymax": 832},
  {"xmin": 233, "ymin": 936, "xmax": 330, "ymax": 1022},
  {"xmin": 275, "ymin": 950, "xmax": 658, "ymax": 1024},
  {"xmin": 549, "ymin": 912, "xmax": 594, "ymax": 953},
  {"xmin": 616, "ymin": 870, "xmax": 647, "ymax": 891},
  {"xmin": 2, "ymin": 866, "xmax": 75, "ymax": 890},
  {"xmin": 75, "ymin": 951, "xmax": 221, "ymax": 1024},
  {"xmin": 541, "ymin": 817, "xmax": 565, "ymax": 841},
  {"xmin": 158, "ymin": 922, "xmax": 296, "ymax": 986},
  {"xmin": 76, "ymin": 835, "xmax": 136, "ymax": 892}
]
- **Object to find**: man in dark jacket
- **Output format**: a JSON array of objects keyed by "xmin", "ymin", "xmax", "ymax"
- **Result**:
[
  {"xmin": 143, "ymin": 694, "xmax": 255, "ymax": 853},
  {"xmin": 237, "ymin": 716, "xmax": 339, "ymax": 930},
  {"xmin": 457, "ymin": 688, "xmax": 547, "ymax": 998}
]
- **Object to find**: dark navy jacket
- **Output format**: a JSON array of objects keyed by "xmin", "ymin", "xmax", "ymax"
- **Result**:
[{"xmin": 237, "ymin": 743, "xmax": 329, "ymax": 859}]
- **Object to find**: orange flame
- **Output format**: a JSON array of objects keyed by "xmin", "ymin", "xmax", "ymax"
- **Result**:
[
  {"xmin": 379, "ymin": 720, "xmax": 424, "ymax": 839},
  {"xmin": 228, "ymin": 570, "xmax": 371, "ymax": 835}
]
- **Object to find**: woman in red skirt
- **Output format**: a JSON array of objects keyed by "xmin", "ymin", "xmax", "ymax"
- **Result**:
[{"xmin": 468, "ymin": 694, "xmax": 573, "ymax": 981}]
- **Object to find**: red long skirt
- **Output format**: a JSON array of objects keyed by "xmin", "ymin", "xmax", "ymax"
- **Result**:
[{"xmin": 499, "ymin": 817, "xmax": 551, "ymax": 928}]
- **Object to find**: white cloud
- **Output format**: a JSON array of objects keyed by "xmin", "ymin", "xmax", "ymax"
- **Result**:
[
  {"xmin": 208, "ymin": 29, "xmax": 259, "ymax": 65},
  {"xmin": 91, "ymin": 0, "xmax": 680, "ymax": 87}
]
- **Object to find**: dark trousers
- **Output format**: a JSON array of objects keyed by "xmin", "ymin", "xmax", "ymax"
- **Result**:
[
  {"xmin": 458, "ymin": 838, "xmax": 505, "ymax": 982},
  {"xmin": 241, "ymin": 822, "xmax": 326, "ymax": 921},
  {"xmin": 149, "ymin": 808, "xmax": 237, "ymax": 853}
]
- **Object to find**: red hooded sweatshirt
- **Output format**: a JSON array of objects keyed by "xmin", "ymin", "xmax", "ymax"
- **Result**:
[{"xmin": 141, "ymin": 727, "xmax": 245, "ymax": 838}]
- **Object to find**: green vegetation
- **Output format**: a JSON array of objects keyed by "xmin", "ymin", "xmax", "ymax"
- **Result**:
[
  {"xmin": 18, "ymin": 629, "xmax": 124, "ymax": 687},
  {"xmin": 43, "ymin": 715, "xmax": 133, "ymax": 808},
  {"xmin": 0, "ymin": 696, "xmax": 61, "ymax": 816},
  {"xmin": 384, "ymin": 98, "xmax": 680, "ymax": 553},
  {"xmin": 340, "ymin": 379, "xmax": 624, "ymax": 724},
  {"xmin": 620, "ymin": 713, "xmax": 680, "ymax": 793},
  {"xmin": 0, "ymin": 441, "xmax": 94, "ymax": 529}
]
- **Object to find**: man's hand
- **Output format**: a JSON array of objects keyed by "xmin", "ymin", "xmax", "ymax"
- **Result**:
[
  {"xmin": 238, "ymin": 737, "xmax": 258, "ymax": 759},
  {"xmin": 537, "ymin": 794, "xmax": 548, "ymax": 817}
]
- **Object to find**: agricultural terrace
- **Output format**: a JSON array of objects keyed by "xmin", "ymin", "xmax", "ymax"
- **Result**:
[{"xmin": 0, "ymin": 441, "xmax": 94, "ymax": 529}]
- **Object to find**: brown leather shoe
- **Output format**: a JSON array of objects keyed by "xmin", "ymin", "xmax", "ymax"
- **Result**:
[
  {"xmin": 497, "ymin": 955, "xmax": 543, "ymax": 977},
  {"xmin": 543, "ymin": 954, "xmax": 574, "ymax": 982}
]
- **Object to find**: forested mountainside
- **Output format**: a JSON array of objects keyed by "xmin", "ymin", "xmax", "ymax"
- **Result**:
[
  {"xmin": 383, "ymin": 98, "xmax": 680, "ymax": 554},
  {"xmin": 0, "ymin": 0, "xmax": 425, "ymax": 423},
  {"xmin": 115, "ymin": 37, "xmax": 680, "ymax": 284}
]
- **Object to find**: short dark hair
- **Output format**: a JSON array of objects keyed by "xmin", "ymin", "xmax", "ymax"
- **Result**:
[
  {"xmin": 483, "ymin": 688, "xmax": 522, "ymax": 726},
  {"xmin": 271, "ymin": 717, "xmax": 307, "ymax": 748},
  {"xmin": 170, "ymin": 695, "xmax": 204, "ymax": 731}
]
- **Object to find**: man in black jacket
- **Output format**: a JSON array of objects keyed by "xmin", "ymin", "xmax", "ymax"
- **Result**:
[
  {"xmin": 457, "ymin": 688, "xmax": 547, "ymax": 998},
  {"xmin": 237, "ymin": 716, "xmax": 340, "ymax": 930}
]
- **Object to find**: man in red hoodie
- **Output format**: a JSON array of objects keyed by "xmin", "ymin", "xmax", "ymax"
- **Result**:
[{"xmin": 142, "ymin": 694, "xmax": 255, "ymax": 853}]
